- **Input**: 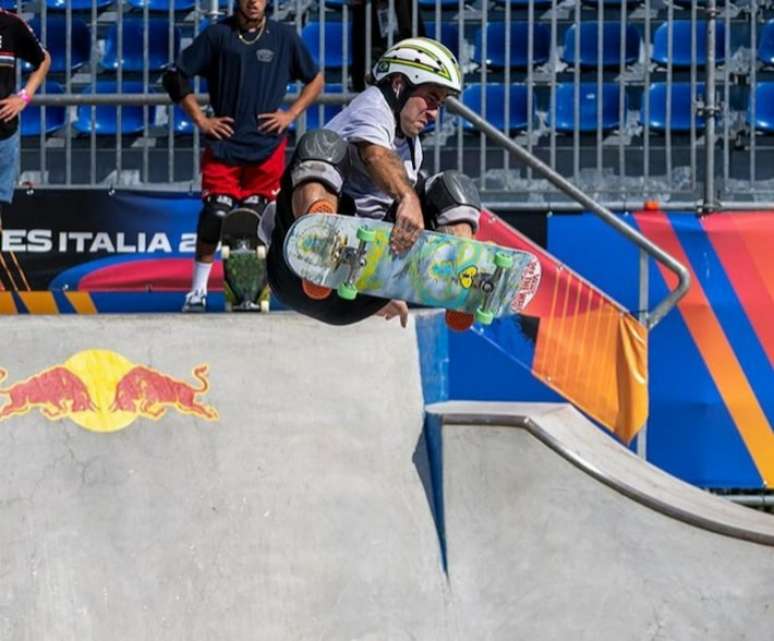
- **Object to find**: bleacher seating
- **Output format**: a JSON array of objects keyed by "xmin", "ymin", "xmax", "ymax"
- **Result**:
[
  {"xmin": 561, "ymin": 22, "xmax": 641, "ymax": 69},
  {"xmin": 74, "ymin": 81, "xmax": 148, "ymax": 135},
  {"xmin": 425, "ymin": 21, "xmax": 460, "ymax": 58},
  {"xmin": 759, "ymin": 21, "xmax": 774, "ymax": 67},
  {"xmin": 652, "ymin": 21, "xmax": 726, "ymax": 68},
  {"xmin": 301, "ymin": 21, "xmax": 352, "ymax": 69},
  {"xmin": 461, "ymin": 83, "xmax": 531, "ymax": 133},
  {"xmin": 747, "ymin": 83, "xmax": 774, "ymax": 133},
  {"xmin": 644, "ymin": 82, "xmax": 706, "ymax": 133},
  {"xmin": 46, "ymin": 0, "xmax": 112, "ymax": 9},
  {"xmin": 550, "ymin": 83, "xmax": 624, "ymax": 133},
  {"xmin": 20, "ymin": 81, "xmax": 66, "ymax": 137},
  {"xmin": 102, "ymin": 18, "xmax": 181, "ymax": 73},
  {"xmin": 28, "ymin": 16, "xmax": 91, "ymax": 73},
  {"xmin": 473, "ymin": 22, "xmax": 551, "ymax": 69}
]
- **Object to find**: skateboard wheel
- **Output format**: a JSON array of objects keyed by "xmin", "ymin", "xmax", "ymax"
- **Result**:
[
  {"xmin": 260, "ymin": 299, "xmax": 270, "ymax": 313},
  {"xmin": 256, "ymin": 245, "xmax": 267, "ymax": 260},
  {"xmin": 474, "ymin": 307, "xmax": 494, "ymax": 325},
  {"xmin": 221, "ymin": 246, "xmax": 230, "ymax": 260},
  {"xmin": 356, "ymin": 226, "xmax": 376, "ymax": 243},
  {"xmin": 337, "ymin": 282, "xmax": 358, "ymax": 300},
  {"xmin": 494, "ymin": 251, "xmax": 513, "ymax": 269},
  {"xmin": 225, "ymin": 300, "xmax": 233, "ymax": 312}
]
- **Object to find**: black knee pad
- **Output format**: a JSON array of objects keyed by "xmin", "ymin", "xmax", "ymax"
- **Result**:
[
  {"xmin": 423, "ymin": 170, "xmax": 482, "ymax": 233},
  {"xmin": 290, "ymin": 129, "xmax": 349, "ymax": 195},
  {"xmin": 197, "ymin": 194, "xmax": 234, "ymax": 244},
  {"xmin": 240, "ymin": 194, "xmax": 268, "ymax": 218}
]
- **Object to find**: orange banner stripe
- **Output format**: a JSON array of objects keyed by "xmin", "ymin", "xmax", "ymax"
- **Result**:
[
  {"xmin": 635, "ymin": 211, "xmax": 774, "ymax": 485},
  {"xmin": 0, "ymin": 292, "xmax": 16, "ymax": 314},
  {"xmin": 18, "ymin": 292, "xmax": 59, "ymax": 314},
  {"xmin": 64, "ymin": 292, "xmax": 98, "ymax": 314}
]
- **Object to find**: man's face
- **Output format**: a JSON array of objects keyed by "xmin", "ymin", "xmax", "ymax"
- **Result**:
[
  {"xmin": 238, "ymin": 0, "xmax": 267, "ymax": 23},
  {"xmin": 399, "ymin": 84, "xmax": 452, "ymax": 137}
]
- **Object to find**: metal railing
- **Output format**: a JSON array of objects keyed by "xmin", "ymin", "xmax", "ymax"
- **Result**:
[{"xmin": 11, "ymin": 0, "xmax": 774, "ymax": 211}]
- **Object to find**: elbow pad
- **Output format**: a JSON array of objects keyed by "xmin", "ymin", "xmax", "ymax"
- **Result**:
[{"xmin": 162, "ymin": 66, "xmax": 193, "ymax": 103}]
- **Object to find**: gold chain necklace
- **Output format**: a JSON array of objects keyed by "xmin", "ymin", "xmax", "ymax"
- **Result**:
[{"xmin": 238, "ymin": 21, "xmax": 266, "ymax": 45}]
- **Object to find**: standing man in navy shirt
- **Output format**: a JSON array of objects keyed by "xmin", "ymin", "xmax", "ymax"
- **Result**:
[
  {"xmin": 0, "ymin": 9, "xmax": 50, "ymax": 226},
  {"xmin": 163, "ymin": 0, "xmax": 323, "ymax": 312}
]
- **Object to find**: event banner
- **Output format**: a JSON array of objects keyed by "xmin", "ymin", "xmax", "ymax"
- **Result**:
[{"xmin": 0, "ymin": 190, "xmax": 210, "ymax": 313}]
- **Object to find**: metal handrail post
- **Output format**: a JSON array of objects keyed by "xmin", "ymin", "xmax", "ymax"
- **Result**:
[
  {"xmin": 703, "ymin": 0, "xmax": 718, "ymax": 211},
  {"xmin": 446, "ymin": 96, "xmax": 691, "ymax": 329}
]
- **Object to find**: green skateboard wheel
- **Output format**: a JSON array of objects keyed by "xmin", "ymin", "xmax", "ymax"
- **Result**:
[
  {"xmin": 337, "ymin": 283, "xmax": 358, "ymax": 300},
  {"xmin": 357, "ymin": 226, "xmax": 376, "ymax": 242},
  {"xmin": 475, "ymin": 307, "xmax": 494, "ymax": 325},
  {"xmin": 494, "ymin": 251, "xmax": 513, "ymax": 269}
]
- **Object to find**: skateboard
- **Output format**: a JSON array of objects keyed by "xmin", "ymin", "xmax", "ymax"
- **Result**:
[
  {"xmin": 284, "ymin": 213, "xmax": 542, "ymax": 324},
  {"xmin": 220, "ymin": 207, "xmax": 270, "ymax": 312}
]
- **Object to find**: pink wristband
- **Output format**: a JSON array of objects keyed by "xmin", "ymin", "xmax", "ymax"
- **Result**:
[{"xmin": 17, "ymin": 89, "xmax": 30, "ymax": 105}]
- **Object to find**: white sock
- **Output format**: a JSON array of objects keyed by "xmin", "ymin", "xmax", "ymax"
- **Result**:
[{"xmin": 192, "ymin": 261, "xmax": 212, "ymax": 294}]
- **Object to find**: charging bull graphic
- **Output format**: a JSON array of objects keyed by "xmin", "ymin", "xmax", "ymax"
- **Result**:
[{"xmin": 0, "ymin": 350, "xmax": 218, "ymax": 432}]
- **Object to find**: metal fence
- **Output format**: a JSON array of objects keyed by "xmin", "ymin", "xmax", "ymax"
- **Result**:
[{"xmin": 10, "ymin": 0, "xmax": 774, "ymax": 210}]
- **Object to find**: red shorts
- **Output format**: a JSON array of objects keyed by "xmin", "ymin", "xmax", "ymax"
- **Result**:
[{"xmin": 201, "ymin": 139, "xmax": 287, "ymax": 202}]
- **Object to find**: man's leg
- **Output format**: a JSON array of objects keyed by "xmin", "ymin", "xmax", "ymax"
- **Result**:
[
  {"xmin": 183, "ymin": 150, "xmax": 241, "ymax": 312},
  {"xmin": 265, "ymin": 131, "xmax": 387, "ymax": 325}
]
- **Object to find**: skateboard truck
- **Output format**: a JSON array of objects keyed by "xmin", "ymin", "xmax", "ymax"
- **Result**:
[
  {"xmin": 474, "ymin": 251, "xmax": 514, "ymax": 325},
  {"xmin": 336, "ymin": 226, "xmax": 377, "ymax": 300}
]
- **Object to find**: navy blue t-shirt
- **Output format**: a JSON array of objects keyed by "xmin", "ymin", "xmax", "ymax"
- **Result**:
[{"xmin": 177, "ymin": 17, "xmax": 318, "ymax": 164}]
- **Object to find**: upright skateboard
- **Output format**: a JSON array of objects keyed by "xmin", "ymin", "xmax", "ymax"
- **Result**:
[
  {"xmin": 284, "ymin": 213, "xmax": 541, "ymax": 324},
  {"xmin": 220, "ymin": 207, "xmax": 270, "ymax": 312}
]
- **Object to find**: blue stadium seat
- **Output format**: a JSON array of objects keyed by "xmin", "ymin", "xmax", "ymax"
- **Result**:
[
  {"xmin": 46, "ymin": 0, "xmax": 112, "ymax": 9},
  {"xmin": 301, "ymin": 22, "xmax": 352, "ymax": 69},
  {"xmin": 550, "ymin": 83, "xmax": 624, "ymax": 133},
  {"xmin": 304, "ymin": 83, "xmax": 345, "ymax": 130},
  {"xmin": 562, "ymin": 22, "xmax": 641, "ymax": 69},
  {"xmin": 644, "ymin": 82, "xmax": 705, "ymax": 132},
  {"xmin": 747, "ymin": 83, "xmax": 774, "ymax": 133},
  {"xmin": 652, "ymin": 21, "xmax": 726, "ymax": 68},
  {"xmin": 461, "ymin": 83, "xmax": 531, "ymax": 133},
  {"xmin": 758, "ymin": 21, "xmax": 774, "ymax": 66},
  {"xmin": 20, "ymin": 82, "xmax": 66, "ymax": 137},
  {"xmin": 102, "ymin": 19, "xmax": 181, "ymax": 73},
  {"xmin": 473, "ymin": 22, "xmax": 550, "ymax": 68},
  {"xmin": 0, "ymin": 1, "xmax": 20, "ymax": 8},
  {"xmin": 74, "ymin": 81, "xmax": 147, "ymax": 135},
  {"xmin": 425, "ymin": 22, "xmax": 461, "ymax": 59},
  {"xmin": 127, "ymin": 0, "xmax": 197, "ymax": 9},
  {"xmin": 28, "ymin": 16, "xmax": 91, "ymax": 73}
]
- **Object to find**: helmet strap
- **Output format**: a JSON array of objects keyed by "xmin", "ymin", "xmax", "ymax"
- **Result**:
[{"xmin": 378, "ymin": 77, "xmax": 413, "ymax": 138}]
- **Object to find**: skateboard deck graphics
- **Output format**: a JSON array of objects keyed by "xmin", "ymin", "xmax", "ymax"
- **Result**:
[
  {"xmin": 221, "ymin": 208, "xmax": 269, "ymax": 312},
  {"xmin": 284, "ymin": 214, "xmax": 541, "ymax": 318}
]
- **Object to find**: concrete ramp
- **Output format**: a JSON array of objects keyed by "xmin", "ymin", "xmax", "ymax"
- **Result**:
[
  {"xmin": 426, "ymin": 402, "xmax": 774, "ymax": 641},
  {"xmin": 0, "ymin": 315, "xmax": 448, "ymax": 641},
  {"xmin": 2, "ymin": 314, "xmax": 773, "ymax": 641}
]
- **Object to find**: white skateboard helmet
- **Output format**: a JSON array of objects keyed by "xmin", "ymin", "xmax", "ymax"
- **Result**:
[{"xmin": 372, "ymin": 37, "xmax": 462, "ymax": 97}]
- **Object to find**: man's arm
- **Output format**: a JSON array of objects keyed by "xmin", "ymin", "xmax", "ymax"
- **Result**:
[
  {"xmin": 356, "ymin": 141, "xmax": 423, "ymax": 255},
  {"xmin": 258, "ymin": 71, "xmax": 324, "ymax": 134},
  {"xmin": 0, "ymin": 51, "xmax": 49, "ymax": 122}
]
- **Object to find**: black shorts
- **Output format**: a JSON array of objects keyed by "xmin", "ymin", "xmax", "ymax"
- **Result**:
[{"xmin": 266, "ymin": 173, "xmax": 388, "ymax": 326}]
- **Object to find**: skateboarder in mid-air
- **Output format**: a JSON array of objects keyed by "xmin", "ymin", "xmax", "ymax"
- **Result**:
[{"xmin": 261, "ymin": 38, "xmax": 482, "ymax": 330}]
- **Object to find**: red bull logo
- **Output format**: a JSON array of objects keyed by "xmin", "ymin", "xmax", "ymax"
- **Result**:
[{"xmin": 0, "ymin": 350, "xmax": 219, "ymax": 432}]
